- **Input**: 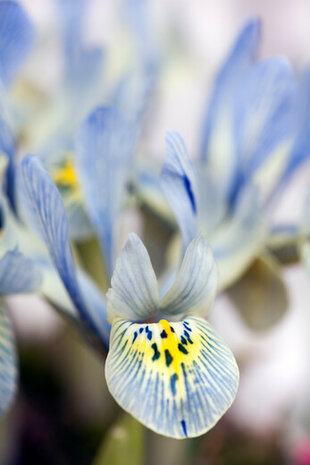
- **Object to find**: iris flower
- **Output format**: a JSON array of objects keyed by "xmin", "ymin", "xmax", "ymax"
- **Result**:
[
  {"xmin": 139, "ymin": 19, "xmax": 305, "ymax": 291},
  {"xmin": 20, "ymin": 155, "xmax": 239, "ymax": 438}
]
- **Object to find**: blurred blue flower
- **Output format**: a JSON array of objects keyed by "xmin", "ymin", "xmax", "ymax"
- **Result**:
[
  {"xmin": 31, "ymin": 0, "xmax": 159, "ymax": 242},
  {"xmin": 141, "ymin": 19, "xmax": 308, "ymax": 289},
  {"xmin": 0, "ymin": 0, "xmax": 158, "ymax": 248}
]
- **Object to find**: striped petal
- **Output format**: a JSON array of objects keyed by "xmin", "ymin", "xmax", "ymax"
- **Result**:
[
  {"xmin": 212, "ymin": 182, "xmax": 266, "ymax": 290},
  {"xmin": 0, "ymin": 249, "xmax": 41, "ymax": 295},
  {"xmin": 160, "ymin": 131, "xmax": 198, "ymax": 251},
  {"xmin": 200, "ymin": 19, "xmax": 260, "ymax": 197},
  {"xmin": 281, "ymin": 67, "xmax": 310, "ymax": 183},
  {"xmin": 0, "ymin": 118, "xmax": 16, "ymax": 213},
  {"xmin": 0, "ymin": 1, "xmax": 34, "ymax": 87},
  {"xmin": 105, "ymin": 315, "xmax": 239, "ymax": 438},
  {"xmin": 160, "ymin": 236, "xmax": 217, "ymax": 317},
  {"xmin": 230, "ymin": 57, "xmax": 296, "ymax": 205},
  {"xmin": 57, "ymin": 0, "xmax": 103, "ymax": 103},
  {"xmin": 107, "ymin": 233, "xmax": 160, "ymax": 321},
  {"xmin": 0, "ymin": 305, "xmax": 17, "ymax": 417},
  {"xmin": 19, "ymin": 155, "xmax": 109, "ymax": 348},
  {"xmin": 75, "ymin": 105, "xmax": 136, "ymax": 275}
]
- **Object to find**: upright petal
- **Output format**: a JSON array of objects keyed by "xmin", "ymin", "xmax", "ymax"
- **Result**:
[
  {"xmin": 230, "ymin": 57, "xmax": 297, "ymax": 204},
  {"xmin": 20, "ymin": 155, "xmax": 109, "ymax": 348},
  {"xmin": 105, "ymin": 316, "xmax": 239, "ymax": 438},
  {"xmin": 77, "ymin": 271, "xmax": 111, "ymax": 346},
  {"xmin": 0, "ymin": 0, "xmax": 33, "ymax": 209},
  {"xmin": 125, "ymin": 0, "xmax": 159, "ymax": 75},
  {"xmin": 107, "ymin": 233, "xmax": 160, "ymax": 321},
  {"xmin": 282, "ymin": 67, "xmax": 310, "ymax": 182},
  {"xmin": 0, "ymin": 249, "xmax": 41, "ymax": 295},
  {"xmin": 160, "ymin": 131, "xmax": 198, "ymax": 250},
  {"xmin": 160, "ymin": 236, "xmax": 217, "ymax": 317},
  {"xmin": 212, "ymin": 182, "xmax": 266, "ymax": 290},
  {"xmin": 199, "ymin": 19, "xmax": 260, "ymax": 197},
  {"xmin": 56, "ymin": 0, "xmax": 103, "ymax": 101},
  {"xmin": 75, "ymin": 105, "xmax": 136, "ymax": 274},
  {"xmin": 0, "ymin": 305, "xmax": 16, "ymax": 417},
  {"xmin": 0, "ymin": 1, "xmax": 34, "ymax": 87}
]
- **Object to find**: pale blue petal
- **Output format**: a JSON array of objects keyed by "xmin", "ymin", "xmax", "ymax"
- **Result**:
[
  {"xmin": 19, "ymin": 155, "xmax": 109, "ymax": 348},
  {"xmin": 196, "ymin": 169, "xmax": 226, "ymax": 236},
  {"xmin": 160, "ymin": 131, "xmax": 198, "ymax": 250},
  {"xmin": 112, "ymin": 71, "xmax": 155, "ymax": 126},
  {"xmin": 160, "ymin": 236, "xmax": 217, "ymax": 317},
  {"xmin": 200, "ymin": 18, "xmax": 260, "ymax": 160},
  {"xmin": 0, "ymin": 121, "xmax": 16, "ymax": 211},
  {"xmin": 230, "ymin": 57, "xmax": 297, "ymax": 205},
  {"xmin": 75, "ymin": 105, "xmax": 136, "ymax": 274},
  {"xmin": 125, "ymin": 0, "xmax": 159, "ymax": 75},
  {"xmin": 77, "ymin": 271, "xmax": 111, "ymax": 346},
  {"xmin": 212, "ymin": 182, "xmax": 265, "ymax": 289},
  {"xmin": 0, "ymin": 1, "xmax": 34, "ymax": 87},
  {"xmin": 57, "ymin": 0, "xmax": 104, "ymax": 105},
  {"xmin": 105, "ymin": 315, "xmax": 239, "ymax": 438},
  {"xmin": 199, "ymin": 19, "xmax": 260, "ymax": 196},
  {"xmin": 0, "ymin": 305, "xmax": 16, "ymax": 417},
  {"xmin": 113, "ymin": 0, "xmax": 159, "ymax": 134},
  {"xmin": 282, "ymin": 68, "xmax": 310, "ymax": 180},
  {"xmin": 0, "ymin": 1, "xmax": 34, "ymax": 209},
  {"xmin": 0, "ymin": 248, "xmax": 41, "ymax": 295},
  {"xmin": 107, "ymin": 233, "xmax": 160, "ymax": 321},
  {"xmin": 64, "ymin": 197, "xmax": 94, "ymax": 241}
]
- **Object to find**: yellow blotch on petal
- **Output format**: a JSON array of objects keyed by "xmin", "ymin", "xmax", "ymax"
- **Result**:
[
  {"xmin": 51, "ymin": 157, "xmax": 82, "ymax": 204},
  {"xmin": 52, "ymin": 158, "xmax": 79, "ymax": 189}
]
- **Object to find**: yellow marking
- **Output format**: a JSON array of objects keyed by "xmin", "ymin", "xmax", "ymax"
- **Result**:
[
  {"xmin": 52, "ymin": 159, "xmax": 79, "ymax": 189},
  {"xmin": 159, "ymin": 319, "xmax": 173, "ymax": 336},
  {"xmin": 125, "ymin": 320, "xmax": 205, "ymax": 398}
]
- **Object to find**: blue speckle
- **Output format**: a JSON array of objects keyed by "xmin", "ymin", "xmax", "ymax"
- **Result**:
[
  {"xmin": 183, "ymin": 175, "xmax": 196, "ymax": 214},
  {"xmin": 183, "ymin": 321, "xmax": 192, "ymax": 331},
  {"xmin": 170, "ymin": 373, "xmax": 178, "ymax": 395},
  {"xmin": 184, "ymin": 330, "xmax": 193, "ymax": 344},
  {"xmin": 181, "ymin": 420, "xmax": 187, "ymax": 437},
  {"xmin": 132, "ymin": 331, "xmax": 138, "ymax": 343},
  {"xmin": 181, "ymin": 336, "xmax": 188, "ymax": 345},
  {"xmin": 165, "ymin": 349, "xmax": 173, "ymax": 367},
  {"xmin": 139, "ymin": 328, "xmax": 144, "ymax": 333},
  {"xmin": 145, "ymin": 326, "xmax": 152, "ymax": 340},
  {"xmin": 178, "ymin": 343, "xmax": 188, "ymax": 355},
  {"xmin": 151, "ymin": 343, "xmax": 160, "ymax": 361}
]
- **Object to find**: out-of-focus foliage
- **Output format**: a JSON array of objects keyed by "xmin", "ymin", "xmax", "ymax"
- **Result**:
[
  {"xmin": 226, "ymin": 254, "xmax": 288, "ymax": 331},
  {"xmin": 93, "ymin": 414, "xmax": 144, "ymax": 465}
]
